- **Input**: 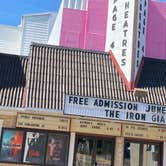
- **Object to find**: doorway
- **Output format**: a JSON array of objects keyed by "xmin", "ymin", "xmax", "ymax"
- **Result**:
[
  {"xmin": 75, "ymin": 135, "xmax": 114, "ymax": 166},
  {"xmin": 123, "ymin": 141, "xmax": 161, "ymax": 166}
]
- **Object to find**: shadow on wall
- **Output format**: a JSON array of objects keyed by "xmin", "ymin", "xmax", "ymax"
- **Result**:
[
  {"xmin": 0, "ymin": 54, "xmax": 26, "ymax": 89},
  {"xmin": 146, "ymin": 1, "xmax": 166, "ymax": 60}
]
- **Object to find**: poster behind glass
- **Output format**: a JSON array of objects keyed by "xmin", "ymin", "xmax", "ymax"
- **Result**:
[
  {"xmin": 0, "ymin": 129, "xmax": 24, "ymax": 162},
  {"xmin": 46, "ymin": 133, "xmax": 69, "ymax": 166},
  {"xmin": 23, "ymin": 132, "xmax": 47, "ymax": 164}
]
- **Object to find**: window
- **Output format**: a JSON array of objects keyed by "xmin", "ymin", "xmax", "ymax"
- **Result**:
[
  {"xmin": 124, "ymin": 141, "xmax": 161, "ymax": 166},
  {"xmin": 75, "ymin": 136, "xmax": 114, "ymax": 166}
]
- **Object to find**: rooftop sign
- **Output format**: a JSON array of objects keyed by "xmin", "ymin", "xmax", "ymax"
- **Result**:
[{"xmin": 64, "ymin": 95, "xmax": 166, "ymax": 125}]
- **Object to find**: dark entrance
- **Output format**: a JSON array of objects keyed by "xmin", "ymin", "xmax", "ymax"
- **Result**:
[
  {"xmin": 75, "ymin": 135, "xmax": 115, "ymax": 166},
  {"xmin": 124, "ymin": 141, "xmax": 162, "ymax": 166}
]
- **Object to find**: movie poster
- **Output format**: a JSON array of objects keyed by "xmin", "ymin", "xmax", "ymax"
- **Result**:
[
  {"xmin": 23, "ymin": 132, "xmax": 47, "ymax": 164},
  {"xmin": 46, "ymin": 133, "xmax": 69, "ymax": 166},
  {"xmin": 0, "ymin": 129, "xmax": 24, "ymax": 162}
]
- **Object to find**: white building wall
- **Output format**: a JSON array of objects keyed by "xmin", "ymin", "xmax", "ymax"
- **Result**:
[
  {"xmin": 0, "ymin": 25, "xmax": 22, "ymax": 55},
  {"xmin": 20, "ymin": 13, "xmax": 56, "ymax": 56},
  {"xmin": 0, "ymin": 11, "xmax": 62, "ymax": 56},
  {"xmin": 48, "ymin": 2, "xmax": 64, "ymax": 45}
]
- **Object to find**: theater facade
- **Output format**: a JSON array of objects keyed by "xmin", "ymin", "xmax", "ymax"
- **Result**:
[{"xmin": 0, "ymin": 43, "xmax": 165, "ymax": 166}]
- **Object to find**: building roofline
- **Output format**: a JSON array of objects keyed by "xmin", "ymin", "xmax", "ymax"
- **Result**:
[
  {"xmin": 20, "ymin": 12, "xmax": 57, "ymax": 26},
  {"xmin": 143, "ymin": 56, "xmax": 166, "ymax": 63},
  {"xmin": 0, "ymin": 24, "xmax": 22, "ymax": 30},
  {"xmin": 0, "ymin": 52, "xmax": 29, "ymax": 59},
  {"xmin": 30, "ymin": 42, "xmax": 108, "ymax": 55},
  {"xmin": 0, "ymin": 106, "xmax": 62, "ymax": 113},
  {"xmin": 22, "ymin": 12, "xmax": 57, "ymax": 18}
]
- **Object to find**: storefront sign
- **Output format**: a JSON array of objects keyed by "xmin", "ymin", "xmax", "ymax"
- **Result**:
[
  {"xmin": 123, "ymin": 124, "xmax": 166, "ymax": 141},
  {"xmin": 64, "ymin": 95, "xmax": 166, "ymax": 125},
  {"xmin": 16, "ymin": 113, "xmax": 70, "ymax": 132},
  {"xmin": 71, "ymin": 118, "xmax": 121, "ymax": 136}
]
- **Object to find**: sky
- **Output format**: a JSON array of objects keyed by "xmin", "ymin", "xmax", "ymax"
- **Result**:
[
  {"xmin": 0, "ymin": 0, "xmax": 61, "ymax": 26},
  {"xmin": 0, "ymin": 0, "xmax": 166, "ymax": 26}
]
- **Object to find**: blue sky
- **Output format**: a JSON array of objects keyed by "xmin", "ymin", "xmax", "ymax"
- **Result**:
[
  {"xmin": 0, "ymin": 0, "xmax": 61, "ymax": 26},
  {"xmin": 0, "ymin": 0, "xmax": 166, "ymax": 26}
]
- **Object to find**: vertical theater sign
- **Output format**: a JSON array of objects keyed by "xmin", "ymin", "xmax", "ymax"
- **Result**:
[{"xmin": 106, "ymin": 0, "xmax": 148, "ymax": 90}]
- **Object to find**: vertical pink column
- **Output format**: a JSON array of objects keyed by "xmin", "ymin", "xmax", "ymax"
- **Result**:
[
  {"xmin": 60, "ymin": 8, "xmax": 87, "ymax": 49},
  {"xmin": 85, "ymin": 0, "xmax": 108, "ymax": 51},
  {"xmin": 146, "ymin": 1, "xmax": 166, "ymax": 60}
]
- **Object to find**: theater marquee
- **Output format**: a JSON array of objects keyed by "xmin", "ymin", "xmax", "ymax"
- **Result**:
[
  {"xmin": 71, "ymin": 118, "xmax": 121, "ymax": 136},
  {"xmin": 64, "ymin": 95, "xmax": 166, "ymax": 125},
  {"xmin": 16, "ymin": 113, "xmax": 70, "ymax": 132},
  {"xmin": 122, "ymin": 124, "xmax": 166, "ymax": 141}
]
